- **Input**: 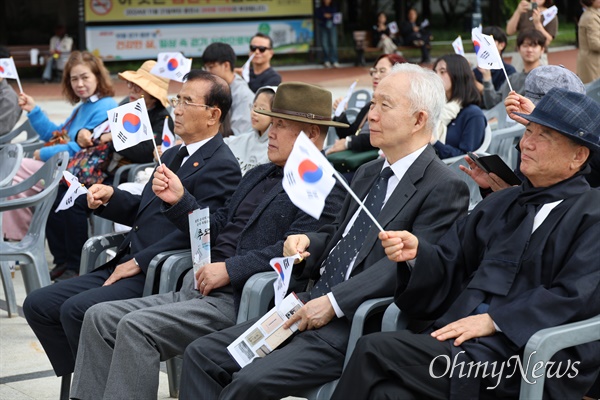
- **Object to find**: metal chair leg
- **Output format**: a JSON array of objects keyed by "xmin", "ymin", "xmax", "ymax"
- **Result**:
[{"xmin": 59, "ymin": 373, "xmax": 71, "ymax": 400}]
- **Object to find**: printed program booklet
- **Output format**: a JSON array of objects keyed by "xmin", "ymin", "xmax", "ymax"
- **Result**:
[{"xmin": 227, "ymin": 293, "xmax": 304, "ymax": 368}]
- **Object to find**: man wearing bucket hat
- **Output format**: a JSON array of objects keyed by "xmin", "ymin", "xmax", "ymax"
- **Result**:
[
  {"xmin": 70, "ymin": 82, "xmax": 346, "ymax": 400},
  {"xmin": 177, "ymin": 65, "xmax": 470, "ymax": 399},
  {"xmin": 332, "ymin": 87, "xmax": 600, "ymax": 399}
]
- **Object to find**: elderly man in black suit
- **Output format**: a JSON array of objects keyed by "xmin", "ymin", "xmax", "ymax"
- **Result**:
[
  {"xmin": 177, "ymin": 63, "xmax": 471, "ymax": 399},
  {"xmin": 69, "ymin": 82, "xmax": 347, "ymax": 400},
  {"xmin": 23, "ymin": 70, "xmax": 241, "ymax": 381},
  {"xmin": 332, "ymin": 88, "xmax": 600, "ymax": 399}
]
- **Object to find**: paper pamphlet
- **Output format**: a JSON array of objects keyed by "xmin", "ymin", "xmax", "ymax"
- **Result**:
[
  {"xmin": 188, "ymin": 207, "xmax": 210, "ymax": 290},
  {"xmin": 227, "ymin": 293, "xmax": 304, "ymax": 368}
]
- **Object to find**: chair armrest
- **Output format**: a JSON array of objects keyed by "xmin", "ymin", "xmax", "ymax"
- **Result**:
[
  {"xmin": 143, "ymin": 249, "xmax": 190, "ymax": 296},
  {"xmin": 158, "ymin": 251, "xmax": 193, "ymax": 294},
  {"xmin": 79, "ymin": 232, "xmax": 128, "ymax": 275},
  {"xmin": 236, "ymin": 271, "xmax": 277, "ymax": 324},
  {"xmin": 519, "ymin": 314, "xmax": 600, "ymax": 399},
  {"xmin": 381, "ymin": 303, "xmax": 410, "ymax": 332}
]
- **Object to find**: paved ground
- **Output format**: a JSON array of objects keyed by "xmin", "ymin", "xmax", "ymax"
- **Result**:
[{"xmin": 0, "ymin": 47, "xmax": 580, "ymax": 399}]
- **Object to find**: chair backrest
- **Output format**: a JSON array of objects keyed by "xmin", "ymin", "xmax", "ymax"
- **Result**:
[
  {"xmin": 0, "ymin": 151, "xmax": 68, "ymax": 238},
  {"xmin": 487, "ymin": 123, "xmax": 526, "ymax": 170},
  {"xmin": 475, "ymin": 123, "xmax": 493, "ymax": 154},
  {"xmin": 348, "ymin": 89, "xmax": 372, "ymax": 110},
  {"xmin": 483, "ymin": 101, "xmax": 516, "ymax": 131},
  {"xmin": 0, "ymin": 119, "xmax": 40, "ymax": 145},
  {"xmin": 447, "ymin": 157, "xmax": 484, "ymax": 211},
  {"xmin": 344, "ymin": 107, "xmax": 360, "ymax": 124},
  {"xmin": 0, "ymin": 143, "xmax": 24, "ymax": 187},
  {"xmin": 586, "ymin": 78, "xmax": 600, "ymax": 104},
  {"xmin": 19, "ymin": 141, "xmax": 45, "ymax": 158}
]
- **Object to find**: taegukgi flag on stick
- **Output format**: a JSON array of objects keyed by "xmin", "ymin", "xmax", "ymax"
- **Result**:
[
  {"xmin": 471, "ymin": 28, "xmax": 513, "ymax": 92},
  {"xmin": 107, "ymin": 98, "xmax": 154, "ymax": 152},
  {"xmin": 541, "ymin": 6, "xmax": 558, "ymax": 27},
  {"xmin": 151, "ymin": 52, "xmax": 192, "ymax": 83},
  {"xmin": 283, "ymin": 132, "xmax": 336, "ymax": 220},
  {"xmin": 55, "ymin": 171, "xmax": 88, "ymax": 212},
  {"xmin": 270, "ymin": 254, "xmax": 300, "ymax": 309},
  {"xmin": 0, "ymin": 57, "xmax": 23, "ymax": 92},
  {"xmin": 452, "ymin": 36, "xmax": 465, "ymax": 56},
  {"xmin": 162, "ymin": 116, "xmax": 175, "ymax": 149}
]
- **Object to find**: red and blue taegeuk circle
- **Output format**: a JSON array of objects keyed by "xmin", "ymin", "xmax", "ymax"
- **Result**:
[
  {"xmin": 167, "ymin": 58, "xmax": 179, "ymax": 71},
  {"xmin": 122, "ymin": 113, "xmax": 141, "ymax": 133},
  {"xmin": 473, "ymin": 40, "xmax": 481, "ymax": 54},
  {"xmin": 0, "ymin": 66, "xmax": 4, "ymax": 73},
  {"xmin": 162, "ymin": 135, "xmax": 172, "ymax": 147},
  {"xmin": 298, "ymin": 159, "xmax": 323, "ymax": 183},
  {"xmin": 273, "ymin": 262, "xmax": 285, "ymax": 280}
]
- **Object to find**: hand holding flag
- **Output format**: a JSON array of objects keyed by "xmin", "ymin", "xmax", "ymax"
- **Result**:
[
  {"xmin": 151, "ymin": 52, "xmax": 192, "ymax": 83},
  {"xmin": 92, "ymin": 120, "xmax": 111, "ymax": 140},
  {"xmin": 241, "ymin": 53, "xmax": 256, "ymax": 83},
  {"xmin": 56, "ymin": 171, "xmax": 89, "ymax": 212},
  {"xmin": 0, "ymin": 57, "xmax": 23, "ymax": 93},
  {"xmin": 334, "ymin": 80, "xmax": 358, "ymax": 118}
]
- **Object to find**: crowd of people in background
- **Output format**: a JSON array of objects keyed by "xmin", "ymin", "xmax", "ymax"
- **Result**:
[{"xmin": 1, "ymin": 1, "xmax": 600, "ymax": 397}]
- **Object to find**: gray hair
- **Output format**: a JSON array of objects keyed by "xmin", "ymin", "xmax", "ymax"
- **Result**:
[{"xmin": 388, "ymin": 63, "xmax": 445, "ymax": 133}]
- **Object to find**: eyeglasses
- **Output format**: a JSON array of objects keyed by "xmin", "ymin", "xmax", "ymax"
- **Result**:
[
  {"xmin": 250, "ymin": 45, "xmax": 272, "ymax": 53},
  {"xmin": 369, "ymin": 68, "xmax": 389, "ymax": 77},
  {"xmin": 169, "ymin": 97, "xmax": 215, "ymax": 110},
  {"xmin": 127, "ymin": 81, "xmax": 142, "ymax": 92}
]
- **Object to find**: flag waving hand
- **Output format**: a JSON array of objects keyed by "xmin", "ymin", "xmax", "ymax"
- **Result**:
[
  {"xmin": 107, "ymin": 99, "xmax": 154, "ymax": 152},
  {"xmin": 283, "ymin": 132, "xmax": 336, "ymax": 220}
]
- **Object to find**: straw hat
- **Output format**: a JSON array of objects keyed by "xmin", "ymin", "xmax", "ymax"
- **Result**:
[
  {"xmin": 118, "ymin": 60, "xmax": 170, "ymax": 108},
  {"xmin": 255, "ymin": 82, "xmax": 349, "ymax": 128}
]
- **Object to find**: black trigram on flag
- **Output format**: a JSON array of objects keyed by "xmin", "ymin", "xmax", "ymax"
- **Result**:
[
  {"xmin": 285, "ymin": 172, "xmax": 296, "ymax": 186},
  {"xmin": 134, "ymin": 103, "xmax": 143, "ymax": 113},
  {"xmin": 112, "ymin": 112, "xmax": 119, "ymax": 123},
  {"xmin": 117, "ymin": 131, "xmax": 127, "ymax": 143}
]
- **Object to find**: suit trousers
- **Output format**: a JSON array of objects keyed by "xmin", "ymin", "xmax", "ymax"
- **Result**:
[
  {"xmin": 22, "ymin": 268, "xmax": 146, "ymax": 376},
  {"xmin": 330, "ymin": 331, "xmax": 452, "ymax": 400},
  {"xmin": 179, "ymin": 317, "xmax": 349, "ymax": 400},
  {"xmin": 70, "ymin": 271, "xmax": 236, "ymax": 400}
]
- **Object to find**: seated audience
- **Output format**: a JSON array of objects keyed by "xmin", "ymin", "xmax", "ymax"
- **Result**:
[
  {"xmin": 328, "ymin": 53, "xmax": 407, "ymax": 155},
  {"xmin": 431, "ymin": 54, "xmax": 487, "ymax": 159},
  {"xmin": 473, "ymin": 26, "xmax": 517, "ymax": 92},
  {"xmin": 482, "ymin": 29, "xmax": 545, "ymax": 109},
  {"xmin": 0, "ymin": 46, "xmax": 22, "ymax": 135},
  {"xmin": 22, "ymin": 70, "xmax": 241, "ymax": 385},
  {"xmin": 332, "ymin": 87, "xmax": 600, "ymax": 400},
  {"xmin": 234, "ymin": 33, "xmax": 282, "ymax": 92},
  {"xmin": 400, "ymin": 8, "xmax": 432, "ymax": 63},
  {"xmin": 175, "ymin": 64, "xmax": 470, "ymax": 399},
  {"xmin": 372, "ymin": 12, "xmax": 398, "ymax": 54},
  {"xmin": 42, "ymin": 25, "xmax": 73, "ymax": 83},
  {"xmin": 45, "ymin": 60, "xmax": 174, "ymax": 282},
  {"xmin": 69, "ymin": 82, "xmax": 346, "ymax": 400},
  {"xmin": 202, "ymin": 42, "xmax": 254, "ymax": 137}
]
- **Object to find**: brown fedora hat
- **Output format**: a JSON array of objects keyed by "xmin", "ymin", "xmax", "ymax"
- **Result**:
[
  {"xmin": 255, "ymin": 82, "xmax": 349, "ymax": 128},
  {"xmin": 118, "ymin": 60, "xmax": 170, "ymax": 108}
]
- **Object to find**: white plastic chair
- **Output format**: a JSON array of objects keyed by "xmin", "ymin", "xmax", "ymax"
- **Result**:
[{"xmin": 0, "ymin": 143, "xmax": 24, "ymax": 187}]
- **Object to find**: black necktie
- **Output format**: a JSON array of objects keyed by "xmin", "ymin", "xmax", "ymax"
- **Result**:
[
  {"xmin": 311, "ymin": 167, "xmax": 394, "ymax": 297},
  {"xmin": 168, "ymin": 146, "xmax": 189, "ymax": 174}
]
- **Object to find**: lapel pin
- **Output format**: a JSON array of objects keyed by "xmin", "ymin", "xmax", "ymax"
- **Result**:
[{"xmin": 193, "ymin": 162, "xmax": 199, "ymax": 167}]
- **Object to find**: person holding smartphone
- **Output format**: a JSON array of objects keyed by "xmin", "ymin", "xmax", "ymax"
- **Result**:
[{"xmin": 506, "ymin": 0, "xmax": 557, "ymax": 70}]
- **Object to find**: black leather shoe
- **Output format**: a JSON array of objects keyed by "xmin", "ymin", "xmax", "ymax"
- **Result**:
[
  {"xmin": 49, "ymin": 264, "xmax": 67, "ymax": 280},
  {"xmin": 54, "ymin": 269, "xmax": 79, "ymax": 282}
]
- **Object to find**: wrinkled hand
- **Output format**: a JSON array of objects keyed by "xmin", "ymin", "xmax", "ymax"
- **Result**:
[
  {"xmin": 87, "ymin": 184, "xmax": 114, "ymax": 209},
  {"xmin": 378, "ymin": 231, "xmax": 418, "ymax": 262},
  {"xmin": 283, "ymin": 295, "xmax": 336, "ymax": 331},
  {"xmin": 487, "ymin": 172, "xmax": 514, "ymax": 192},
  {"xmin": 103, "ymin": 259, "xmax": 142, "ymax": 286},
  {"xmin": 77, "ymin": 129, "xmax": 94, "ymax": 148},
  {"xmin": 431, "ymin": 314, "xmax": 496, "ymax": 346},
  {"xmin": 283, "ymin": 234, "xmax": 310, "ymax": 263},
  {"xmin": 326, "ymin": 139, "xmax": 347, "ymax": 155},
  {"xmin": 505, "ymin": 91, "xmax": 534, "ymax": 125},
  {"xmin": 152, "ymin": 164, "xmax": 184, "ymax": 205},
  {"xmin": 18, "ymin": 93, "xmax": 35, "ymax": 111},
  {"xmin": 459, "ymin": 155, "xmax": 491, "ymax": 190},
  {"xmin": 195, "ymin": 262, "xmax": 230, "ymax": 296}
]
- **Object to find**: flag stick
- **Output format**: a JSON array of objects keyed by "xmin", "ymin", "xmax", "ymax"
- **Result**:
[
  {"xmin": 152, "ymin": 137, "xmax": 162, "ymax": 166},
  {"xmin": 15, "ymin": 76, "xmax": 23, "ymax": 93},
  {"xmin": 490, "ymin": 35, "xmax": 513, "ymax": 93},
  {"xmin": 501, "ymin": 64, "xmax": 513, "ymax": 93},
  {"xmin": 330, "ymin": 168, "xmax": 385, "ymax": 232}
]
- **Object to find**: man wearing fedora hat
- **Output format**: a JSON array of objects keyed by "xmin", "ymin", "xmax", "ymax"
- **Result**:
[
  {"xmin": 177, "ymin": 64, "xmax": 470, "ymax": 399},
  {"xmin": 69, "ymin": 82, "xmax": 346, "ymax": 399},
  {"xmin": 332, "ymin": 87, "xmax": 600, "ymax": 399},
  {"xmin": 23, "ymin": 70, "xmax": 241, "ymax": 388}
]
